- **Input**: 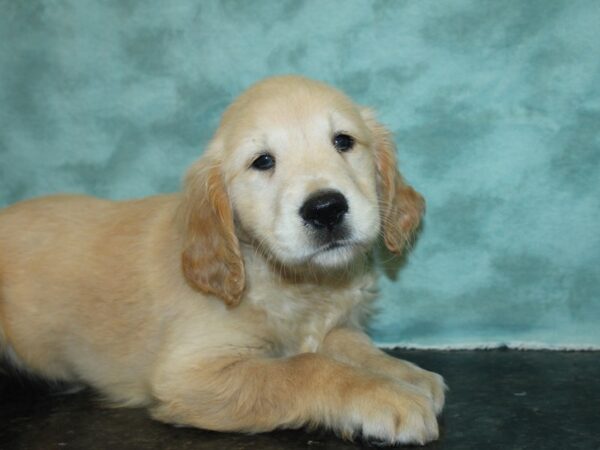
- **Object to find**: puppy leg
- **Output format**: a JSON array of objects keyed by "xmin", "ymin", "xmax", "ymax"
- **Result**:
[
  {"xmin": 150, "ymin": 353, "xmax": 439, "ymax": 445},
  {"xmin": 321, "ymin": 328, "xmax": 446, "ymax": 414}
]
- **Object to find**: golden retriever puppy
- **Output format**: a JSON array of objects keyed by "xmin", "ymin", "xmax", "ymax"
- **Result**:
[{"xmin": 0, "ymin": 75, "xmax": 445, "ymax": 445}]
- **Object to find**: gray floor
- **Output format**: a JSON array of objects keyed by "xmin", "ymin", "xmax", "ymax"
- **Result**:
[{"xmin": 1, "ymin": 350, "xmax": 599, "ymax": 449}]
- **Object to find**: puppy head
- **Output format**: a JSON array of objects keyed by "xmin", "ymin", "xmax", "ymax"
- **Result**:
[{"xmin": 180, "ymin": 76, "xmax": 424, "ymax": 305}]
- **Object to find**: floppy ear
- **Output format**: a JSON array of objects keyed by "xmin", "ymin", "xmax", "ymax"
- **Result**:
[
  {"xmin": 179, "ymin": 159, "xmax": 245, "ymax": 307},
  {"xmin": 362, "ymin": 109, "xmax": 425, "ymax": 254}
]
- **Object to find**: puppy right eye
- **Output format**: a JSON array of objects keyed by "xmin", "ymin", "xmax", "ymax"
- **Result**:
[{"xmin": 251, "ymin": 153, "xmax": 275, "ymax": 171}]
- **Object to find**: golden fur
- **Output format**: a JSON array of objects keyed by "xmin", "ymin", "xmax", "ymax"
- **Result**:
[{"xmin": 0, "ymin": 76, "xmax": 444, "ymax": 445}]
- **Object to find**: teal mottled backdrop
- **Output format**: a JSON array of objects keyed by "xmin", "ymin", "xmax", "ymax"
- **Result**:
[{"xmin": 1, "ymin": 1, "xmax": 598, "ymax": 348}]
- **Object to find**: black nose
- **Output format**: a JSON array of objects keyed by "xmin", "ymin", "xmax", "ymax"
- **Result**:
[{"xmin": 299, "ymin": 190, "xmax": 349, "ymax": 230}]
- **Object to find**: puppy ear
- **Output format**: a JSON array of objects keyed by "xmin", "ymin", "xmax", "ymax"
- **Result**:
[
  {"xmin": 179, "ymin": 159, "xmax": 245, "ymax": 307},
  {"xmin": 362, "ymin": 109, "xmax": 425, "ymax": 254}
]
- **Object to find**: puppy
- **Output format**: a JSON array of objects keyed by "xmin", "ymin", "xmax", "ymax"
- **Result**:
[{"xmin": 0, "ymin": 76, "xmax": 445, "ymax": 445}]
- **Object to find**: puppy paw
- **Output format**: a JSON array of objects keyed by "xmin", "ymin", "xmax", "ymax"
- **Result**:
[
  {"xmin": 409, "ymin": 369, "xmax": 447, "ymax": 415},
  {"xmin": 380, "ymin": 359, "xmax": 447, "ymax": 415},
  {"xmin": 341, "ymin": 380, "xmax": 439, "ymax": 445}
]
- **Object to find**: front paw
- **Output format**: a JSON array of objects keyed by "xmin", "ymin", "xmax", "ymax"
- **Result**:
[
  {"xmin": 382, "ymin": 359, "xmax": 447, "ymax": 415},
  {"xmin": 409, "ymin": 368, "xmax": 446, "ymax": 415},
  {"xmin": 341, "ymin": 379, "xmax": 439, "ymax": 446}
]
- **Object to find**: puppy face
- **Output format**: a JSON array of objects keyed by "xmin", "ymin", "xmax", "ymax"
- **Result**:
[
  {"xmin": 219, "ymin": 78, "xmax": 380, "ymax": 268},
  {"xmin": 181, "ymin": 76, "xmax": 424, "ymax": 305}
]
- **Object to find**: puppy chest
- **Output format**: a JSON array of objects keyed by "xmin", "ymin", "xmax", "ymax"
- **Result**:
[{"xmin": 245, "ymin": 284, "xmax": 373, "ymax": 356}]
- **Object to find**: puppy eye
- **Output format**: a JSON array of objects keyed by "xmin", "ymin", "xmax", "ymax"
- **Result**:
[
  {"xmin": 251, "ymin": 153, "xmax": 275, "ymax": 171},
  {"xmin": 333, "ymin": 133, "xmax": 355, "ymax": 152}
]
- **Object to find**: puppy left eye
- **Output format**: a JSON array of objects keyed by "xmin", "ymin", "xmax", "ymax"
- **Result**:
[{"xmin": 333, "ymin": 133, "xmax": 355, "ymax": 152}]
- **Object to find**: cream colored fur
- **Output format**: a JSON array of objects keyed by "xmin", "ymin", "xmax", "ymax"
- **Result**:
[{"xmin": 0, "ymin": 76, "xmax": 444, "ymax": 445}]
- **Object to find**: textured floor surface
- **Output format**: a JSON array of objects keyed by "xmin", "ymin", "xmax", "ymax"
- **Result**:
[{"xmin": 1, "ymin": 350, "xmax": 598, "ymax": 450}]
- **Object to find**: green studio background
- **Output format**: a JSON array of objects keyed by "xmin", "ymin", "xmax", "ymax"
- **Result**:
[{"xmin": 1, "ymin": 0, "xmax": 598, "ymax": 348}]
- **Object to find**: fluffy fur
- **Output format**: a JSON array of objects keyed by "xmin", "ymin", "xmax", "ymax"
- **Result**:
[{"xmin": 0, "ymin": 76, "xmax": 444, "ymax": 445}]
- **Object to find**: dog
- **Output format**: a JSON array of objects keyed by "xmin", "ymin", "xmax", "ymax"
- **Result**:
[{"xmin": 0, "ymin": 75, "xmax": 445, "ymax": 445}]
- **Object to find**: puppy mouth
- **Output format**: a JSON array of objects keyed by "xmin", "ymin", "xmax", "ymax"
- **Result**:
[
  {"xmin": 310, "ymin": 239, "xmax": 365, "ymax": 258},
  {"xmin": 320, "ymin": 241, "xmax": 351, "ymax": 252},
  {"xmin": 302, "ymin": 238, "xmax": 373, "ymax": 267}
]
